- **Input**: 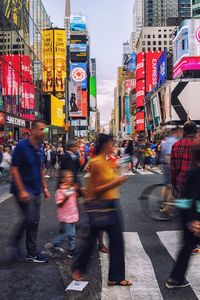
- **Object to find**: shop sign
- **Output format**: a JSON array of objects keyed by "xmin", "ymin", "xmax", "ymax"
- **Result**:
[{"xmin": 6, "ymin": 115, "xmax": 26, "ymax": 127}]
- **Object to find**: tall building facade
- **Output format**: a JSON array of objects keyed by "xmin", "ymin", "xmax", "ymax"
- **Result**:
[
  {"xmin": 192, "ymin": 0, "xmax": 200, "ymax": 17},
  {"xmin": 0, "ymin": 0, "xmax": 51, "ymax": 143},
  {"xmin": 178, "ymin": 0, "xmax": 191, "ymax": 18}
]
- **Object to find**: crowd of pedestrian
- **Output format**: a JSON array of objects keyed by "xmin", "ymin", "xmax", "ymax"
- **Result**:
[{"xmin": 2, "ymin": 119, "xmax": 200, "ymax": 291}]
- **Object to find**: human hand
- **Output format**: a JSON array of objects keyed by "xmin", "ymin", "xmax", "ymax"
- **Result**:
[
  {"xmin": 18, "ymin": 190, "xmax": 31, "ymax": 202},
  {"xmin": 117, "ymin": 175, "xmax": 128, "ymax": 185},
  {"xmin": 189, "ymin": 221, "xmax": 200, "ymax": 237},
  {"xmin": 43, "ymin": 188, "xmax": 50, "ymax": 200}
]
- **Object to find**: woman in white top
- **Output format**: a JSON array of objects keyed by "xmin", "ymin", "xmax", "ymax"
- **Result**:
[{"xmin": 0, "ymin": 147, "xmax": 12, "ymax": 176}]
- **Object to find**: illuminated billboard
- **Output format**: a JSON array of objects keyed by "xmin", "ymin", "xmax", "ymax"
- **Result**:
[
  {"xmin": 68, "ymin": 82, "xmax": 88, "ymax": 118},
  {"xmin": 90, "ymin": 76, "xmax": 96, "ymax": 97},
  {"xmin": 1, "ymin": 55, "xmax": 21, "ymax": 96},
  {"xmin": 136, "ymin": 52, "xmax": 145, "ymax": 81},
  {"xmin": 156, "ymin": 49, "xmax": 167, "ymax": 88},
  {"xmin": 146, "ymin": 51, "xmax": 162, "ymax": 93},
  {"xmin": 42, "ymin": 29, "xmax": 54, "ymax": 93},
  {"xmin": 136, "ymin": 79, "xmax": 145, "ymax": 108},
  {"xmin": 51, "ymin": 95, "xmax": 65, "ymax": 127},
  {"xmin": 173, "ymin": 19, "xmax": 200, "ymax": 77},
  {"xmin": 125, "ymin": 95, "xmax": 131, "ymax": 135},
  {"xmin": 136, "ymin": 111, "xmax": 145, "ymax": 132},
  {"xmin": 70, "ymin": 63, "xmax": 87, "ymax": 90},
  {"xmin": 125, "ymin": 79, "xmax": 136, "ymax": 92},
  {"xmin": 54, "ymin": 30, "xmax": 66, "ymax": 98},
  {"xmin": 70, "ymin": 15, "xmax": 86, "ymax": 32},
  {"xmin": 70, "ymin": 35, "xmax": 87, "ymax": 44}
]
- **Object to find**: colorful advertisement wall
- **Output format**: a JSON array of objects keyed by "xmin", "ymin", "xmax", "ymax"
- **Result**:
[
  {"xmin": 54, "ymin": 30, "xmax": 66, "ymax": 98},
  {"xmin": 145, "ymin": 51, "xmax": 162, "ymax": 93}
]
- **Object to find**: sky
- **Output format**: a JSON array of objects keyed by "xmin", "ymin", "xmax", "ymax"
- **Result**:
[{"xmin": 42, "ymin": 0, "xmax": 133, "ymax": 124}]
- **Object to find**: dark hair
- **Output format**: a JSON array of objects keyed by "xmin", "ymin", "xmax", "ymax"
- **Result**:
[
  {"xmin": 183, "ymin": 121, "xmax": 197, "ymax": 136},
  {"xmin": 66, "ymin": 140, "xmax": 77, "ymax": 150},
  {"xmin": 95, "ymin": 134, "xmax": 113, "ymax": 155},
  {"xmin": 32, "ymin": 120, "xmax": 46, "ymax": 129}
]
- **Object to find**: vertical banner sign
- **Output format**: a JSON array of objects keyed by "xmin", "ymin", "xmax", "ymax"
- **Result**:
[
  {"xmin": 146, "ymin": 51, "xmax": 162, "ymax": 93},
  {"xmin": 54, "ymin": 30, "xmax": 66, "ymax": 98},
  {"xmin": 136, "ymin": 111, "xmax": 145, "ymax": 132},
  {"xmin": 42, "ymin": 29, "xmax": 54, "ymax": 93},
  {"xmin": 69, "ymin": 81, "xmax": 82, "ymax": 117},
  {"xmin": 2, "ymin": 54, "xmax": 21, "ymax": 96},
  {"xmin": 125, "ymin": 95, "xmax": 131, "ymax": 135},
  {"xmin": 136, "ymin": 52, "xmax": 145, "ymax": 81},
  {"xmin": 136, "ymin": 79, "xmax": 145, "ymax": 108},
  {"xmin": 156, "ymin": 49, "xmax": 167, "ymax": 88}
]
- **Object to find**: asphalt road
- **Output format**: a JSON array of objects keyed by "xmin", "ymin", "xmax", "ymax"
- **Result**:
[{"xmin": 0, "ymin": 173, "xmax": 199, "ymax": 300}]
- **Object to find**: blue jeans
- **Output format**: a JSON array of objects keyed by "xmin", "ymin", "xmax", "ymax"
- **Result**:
[{"xmin": 52, "ymin": 222, "xmax": 76, "ymax": 250}]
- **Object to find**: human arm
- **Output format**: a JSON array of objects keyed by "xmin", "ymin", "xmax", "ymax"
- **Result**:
[
  {"xmin": 11, "ymin": 166, "xmax": 31, "ymax": 202},
  {"xmin": 41, "ymin": 168, "xmax": 50, "ymax": 200}
]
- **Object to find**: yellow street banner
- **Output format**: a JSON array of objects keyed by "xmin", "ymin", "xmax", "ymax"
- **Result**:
[
  {"xmin": 42, "ymin": 29, "xmax": 54, "ymax": 93},
  {"xmin": 51, "ymin": 95, "xmax": 65, "ymax": 127},
  {"xmin": 54, "ymin": 30, "xmax": 66, "ymax": 94}
]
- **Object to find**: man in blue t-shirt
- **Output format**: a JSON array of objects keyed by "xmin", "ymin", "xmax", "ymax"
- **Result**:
[{"xmin": 9, "ymin": 120, "xmax": 50, "ymax": 263}]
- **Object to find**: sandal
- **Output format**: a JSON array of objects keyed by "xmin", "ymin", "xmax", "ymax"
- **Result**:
[
  {"xmin": 108, "ymin": 279, "xmax": 132, "ymax": 286},
  {"xmin": 72, "ymin": 270, "xmax": 84, "ymax": 281}
]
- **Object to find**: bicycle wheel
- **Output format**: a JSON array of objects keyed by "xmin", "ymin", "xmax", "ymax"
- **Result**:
[{"xmin": 139, "ymin": 183, "xmax": 179, "ymax": 221}]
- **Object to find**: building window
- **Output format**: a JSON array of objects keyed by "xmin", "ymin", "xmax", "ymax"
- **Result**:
[
  {"xmin": 148, "ymin": 41, "xmax": 151, "ymax": 45},
  {"xmin": 153, "ymin": 41, "xmax": 156, "ymax": 45},
  {"xmin": 164, "ymin": 41, "xmax": 167, "ymax": 45},
  {"xmin": 153, "ymin": 34, "xmax": 155, "ymax": 38},
  {"xmin": 148, "ymin": 47, "xmax": 151, "ymax": 51},
  {"xmin": 153, "ymin": 47, "xmax": 156, "ymax": 51},
  {"xmin": 164, "ymin": 34, "xmax": 167, "ymax": 38},
  {"xmin": 142, "ymin": 48, "xmax": 145, "ymax": 52},
  {"xmin": 159, "ymin": 47, "xmax": 162, "ymax": 51},
  {"xmin": 142, "ymin": 41, "xmax": 145, "ymax": 45},
  {"xmin": 158, "ymin": 34, "xmax": 161, "ymax": 38},
  {"xmin": 159, "ymin": 41, "xmax": 162, "ymax": 45},
  {"xmin": 148, "ymin": 35, "xmax": 151, "ymax": 38}
]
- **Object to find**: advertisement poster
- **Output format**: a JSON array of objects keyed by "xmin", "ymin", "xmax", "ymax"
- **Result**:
[
  {"xmin": 70, "ymin": 15, "xmax": 86, "ymax": 31},
  {"xmin": 21, "ymin": 82, "xmax": 35, "ymax": 110},
  {"xmin": 42, "ymin": 29, "xmax": 54, "ymax": 93},
  {"xmin": 146, "ymin": 51, "xmax": 162, "ymax": 94},
  {"xmin": 124, "ymin": 52, "xmax": 136, "ymax": 72},
  {"xmin": 125, "ymin": 95, "xmax": 131, "ymax": 135},
  {"xmin": 1, "ymin": 55, "xmax": 21, "ymax": 96},
  {"xmin": 156, "ymin": 50, "xmax": 167, "ymax": 87},
  {"xmin": 70, "ymin": 35, "xmax": 87, "ymax": 44},
  {"xmin": 125, "ymin": 79, "xmax": 136, "ymax": 92},
  {"xmin": 69, "ymin": 81, "xmax": 83, "ymax": 117},
  {"xmin": 51, "ymin": 95, "xmax": 65, "ymax": 127},
  {"xmin": 136, "ymin": 52, "xmax": 145, "ymax": 81},
  {"xmin": 54, "ymin": 30, "xmax": 66, "ymax": 97},
  {"xmin": 21, "ymin": 55, "xmax": 33, "ymax": 82},
  {"xmin": 136, "ymin": 111, "xmax": 145, "ymax": 132},
  {"xmin": 70, "ymin": 63, "xmax": 87, "ymax": 90},
  {"xmin": 136, "ymin": 79, "xmax": 145, "ymax": 108}
]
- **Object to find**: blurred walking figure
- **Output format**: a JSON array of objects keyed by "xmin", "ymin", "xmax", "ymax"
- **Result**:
[
  {"xmin": 125, "ymin": 140, "xmax": 134, "ymax": 172},
  {"xmin": 166, "ymin": 121, "xmax": 199, "ymax": 288},
  {"xmin": 9, "ymin": 120, "xmax": 50, "ymax": 263},
  {"xmin": 0, "ymin": 146, "xmax": 11, "ymax": 175},
  {"xmin": 72, "ymin": 134, "xmax": 132, "ymax": 287},
  {"xmin": 45, "ymin": 170, "xmax": 80, "ymax": 258}
]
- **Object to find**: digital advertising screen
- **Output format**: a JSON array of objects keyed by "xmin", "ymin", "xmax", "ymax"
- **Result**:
[
  {"xmin": 145, "ymin": 51, "xmax": 162, "ymax": 94},
  {"xmin": 70, "ymin": 15, "xmax": 86, "ymax": 32},
  {"xmin": 136, "ymin": 111, "xmax": 145, "ymax": 132},
  {"xmin": 136, "ymin": 52, "xmax": 145, "ymax": 81},
  {"xmin": 136, "ymin": 79, "xmax": 145, "ymax": 108},
  {"xmin": 70, "ymin": 62, "xmax": 87, "ymax": 90}
]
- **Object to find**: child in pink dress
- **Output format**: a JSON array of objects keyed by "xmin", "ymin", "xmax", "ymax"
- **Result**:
[{"xmin": 45, "ymin": 170, "xmax": 79, "ymax": 258}]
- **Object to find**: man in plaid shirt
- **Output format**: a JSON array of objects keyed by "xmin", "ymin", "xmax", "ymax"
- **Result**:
[
  {"xmin": 170, "ymin": 121, "xmax": 198, "ymax": 195},
  {"xmin": 166, "ymin": 121, "xmax": 199, "ymax": 289}
]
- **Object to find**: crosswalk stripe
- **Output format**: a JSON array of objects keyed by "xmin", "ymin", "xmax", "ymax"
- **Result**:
[
  {"xmin": 135, "ymin": 169, "xmax": 155, "ymax": 175},
  {"xmin": 0, "ymin": 193, "xmax": 12, "ymax": 203},
  {"xmin": 101, "ymin": 232, "xmax": 163, "ymax": 300},
  {"xmin": 157, "ymin": 230, "xmax": 200, "ymax": 298}
]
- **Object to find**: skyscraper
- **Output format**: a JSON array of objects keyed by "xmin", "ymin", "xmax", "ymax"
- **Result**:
[
  {"xmin": 142, "ymin": 0, "xmax": 191, "ymax": 27},
  {"xmin": 192, "ymin": 0, "xmax": 200, "ymax": 17}
]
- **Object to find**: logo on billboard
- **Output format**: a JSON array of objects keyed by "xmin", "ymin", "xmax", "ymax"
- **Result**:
[
  {"xmin": 71, "ymin": 67, "xmax": 86, "ymax": 82},
  {"xmin": 196, "ymin": 27, "xmax": 200, "ymax": 43}
]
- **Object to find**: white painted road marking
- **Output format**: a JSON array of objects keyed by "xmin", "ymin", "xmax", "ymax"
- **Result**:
[
  {"xmin": 157, "ymin": 230, "xmax": 200, "ymax": 299},
  {"xmin": 101, "ymin": 232, "xmax": 163, "ymax": 300},
  {"xmin": 0, "ymin": 193, "xmax": 12, "ymax": 203}
]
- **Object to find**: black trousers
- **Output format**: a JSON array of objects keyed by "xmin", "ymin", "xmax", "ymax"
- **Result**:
[
  {"xmin": 73, "ymin": 210, "xmax": 125, "ymax": 282},
  {"xmin": 170, "ymin": 211, "xmax": 198, "ymax": 282},
  {"xmin": 11, "ymin": 194, "xmax": 41, "ymax": 256}
]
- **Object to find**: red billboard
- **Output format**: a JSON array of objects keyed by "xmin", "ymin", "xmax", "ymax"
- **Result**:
[
  {"xmin": 21, "ymin": 82, "xmax": 35, "ymax": 110},
  {"xmin": 136, "ymin": 111, "xmax": 145, "ymax": 132},
  {"xmin": 136, "ymin": 52, "xmax": 145, "ymax": 81},
  {"xmin": 21, "ymin": 55, "xmax": 33, "ymax": 82},
  {"xmin": 1, "ymin": 55, "xmax": 21, "ymax": 96},
  {"xmin": 136, "ymin": 79, "xmax": 145, "ymax": 108},
  {"xmin": 125, "ymin": 79, "xmax": 136, "ymax": 92},
  {"xmin": 146, "ymin": 51, "xmax": 162, "ymax": 93}
]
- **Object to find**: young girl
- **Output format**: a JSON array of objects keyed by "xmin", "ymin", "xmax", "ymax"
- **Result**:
[{"xmin": 45, "ymin": 170, "xmax": 79, "ymax": 258}]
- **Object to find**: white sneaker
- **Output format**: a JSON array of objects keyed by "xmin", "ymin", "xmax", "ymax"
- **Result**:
[{"xmin": 44, "ymin": 175, "xmax": 50, "ymax": 178}]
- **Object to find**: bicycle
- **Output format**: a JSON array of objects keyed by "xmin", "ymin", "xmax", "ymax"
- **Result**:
[{"xmin": 139, "ymin": 183, "xmax": 180, "ymax": 221}]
